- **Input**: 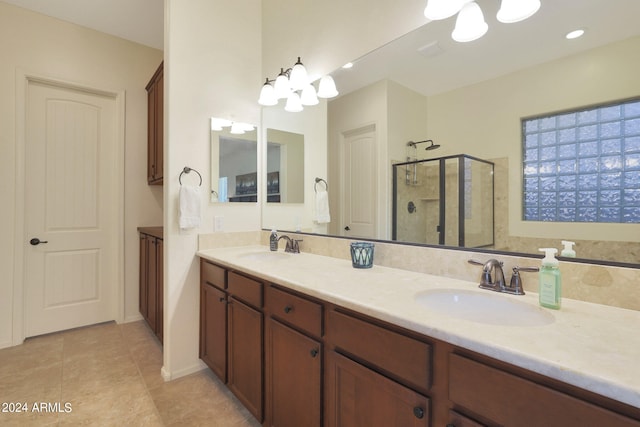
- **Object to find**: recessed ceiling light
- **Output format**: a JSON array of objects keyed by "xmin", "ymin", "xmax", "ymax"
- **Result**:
[
  {"xmin": 342, "ymin": 62, "xmax": 354, "ymax": 69},
  {"xmin": 566, "ymin": 29, "xmax": 585, "ymax": 40}
]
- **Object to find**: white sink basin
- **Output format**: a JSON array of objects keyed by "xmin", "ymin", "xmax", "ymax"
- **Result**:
[
  {"xmin": 237, "ymin": 250, "xmax": 292, "ymax": 261},
  {"xmin": 414, "ymin": 288, "xmax": 554, "ymax": 327}
]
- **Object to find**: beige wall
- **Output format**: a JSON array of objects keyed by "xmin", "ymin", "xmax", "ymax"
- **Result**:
[
  {"xmin": 163, "ymin": 0, "xmax": 262, "ymax": 379},
  {"xmin": 0, "ymin": 2, "xmax": 163, "ymax": 349}
]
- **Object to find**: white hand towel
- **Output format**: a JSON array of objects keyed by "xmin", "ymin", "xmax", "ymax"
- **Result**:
[
  {"xmin": 179, "ymin": 185, "xmax": 201, "ymax": 229},
  {"xmin": 314, "ymin": 189, "xmax": 331, "ymax": 224}
]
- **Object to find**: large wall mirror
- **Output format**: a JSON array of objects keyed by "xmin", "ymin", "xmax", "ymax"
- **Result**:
[
  {"xmin": 210, "ymin": 119, "xmax": 258, "ymax": 203},
  {"xmin": 261, "ymin": 0, "xmax": 640, "ymax": 266}
]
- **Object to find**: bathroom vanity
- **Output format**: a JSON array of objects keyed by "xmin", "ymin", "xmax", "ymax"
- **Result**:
[{"xmin": 198, "ymin": 246, "xmax": 640, "ymax": 427}]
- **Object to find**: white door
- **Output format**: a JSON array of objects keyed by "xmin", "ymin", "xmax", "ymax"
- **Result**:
[
  {"xmin": 342, "ymin": 125, "xmax": 377, "ymax": 239},
  {"xmin": 24, "ymin": 80, "xmax": 118, "ymax": 337}
]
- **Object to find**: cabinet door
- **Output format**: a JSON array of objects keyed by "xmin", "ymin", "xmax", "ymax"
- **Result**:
[
  {"xmin": 146, "ymin": 236, "xmax": 158, "ymax": 333},
  {"xmin": 155, "ymin": 238, "xmax": 163, "ymax": 343},
  {"xmin": 146, "ymin": 63, "xmax": 163, "ymax": 185},
  {"xmin": 326, "ymin": 351, "xmax": 430, "ymax": 427},
  {"xmin": 139, "ymin": 234, "xmax": 148, "ymax": 319},
  {"xmin": 200, "ymin": 283, "xmax": 227, "ymax": 382},
  {"xmin": 228, "ymin": 296, "xmax": 263, "ymax": 422},
  {"xmin": 266, "ymin": 318, "xmax": 321, "ymax": 427},
  {"xmin": 154, "ymin": 69, "xmax": 163, "ymax": 184}
]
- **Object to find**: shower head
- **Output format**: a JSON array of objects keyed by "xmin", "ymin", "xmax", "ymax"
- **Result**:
[
  {"xmin": 425, "ymin": 140, "xmax": 441, "ymax": 150},
  {"xmin": 407, "ymin": 139, "xmax": 441, "ymax": 150}
]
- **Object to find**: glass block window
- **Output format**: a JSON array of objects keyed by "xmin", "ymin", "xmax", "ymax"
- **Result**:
[{"xmin": 523, "ymin": 98, "xmax": 640, "ymax": 223}]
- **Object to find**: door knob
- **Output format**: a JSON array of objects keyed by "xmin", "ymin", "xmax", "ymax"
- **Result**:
[
  {"xmin": 344, "ymin": 226, "xmax": 351, "ymax": 231},
  {"xmin": 29, "ymin": 238, "xmax": 48, "ymax": 246}
]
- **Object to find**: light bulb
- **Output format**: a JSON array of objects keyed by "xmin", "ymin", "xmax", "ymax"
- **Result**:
[
  {"xmin": 497, "ymin": 0, "xmax": 540, "ymax": 23},
  {"xmin": 289, "ymin": 57, "xmax": 309, "ymax": 91},
  {"xmin": 230, "ymin": 123, "xmax": 245, "ymax": 134},
  {"xmin": 274, "ymin": 69, "xmax": 291, "ymax": 100},
  {"xmin": 424, "ymin": 0, "xmax": 464, "ymax": 20},
  {"xmin": 452, "ymin": 1, "xmax": 488, "ymax": 43},
  {"xmin": 317, "ymin": 75, "xmax": 338, "ymax": 98},
  {"xmin": 258, "ymin": 80, "xmax": 278, "ymax": 106},
  {"xmin": 284, "ymin": 92, "xmax": 304, "ymax": 113},
  {"xmin": 300, "ymin": 84, "xmax": 319, "ymax": 106}
]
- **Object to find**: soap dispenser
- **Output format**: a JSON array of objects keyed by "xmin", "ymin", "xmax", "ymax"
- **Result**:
[
  {"xmin": 561, "ymin": 240, "xmax": 576, "ymax": 257},
  {"xmin": 269, "ymin": 229, "xmax": 278, "ymax": 251},
  {"xmin": 538, "ymin": 248, "xmax": 561, "ymax": 310}
]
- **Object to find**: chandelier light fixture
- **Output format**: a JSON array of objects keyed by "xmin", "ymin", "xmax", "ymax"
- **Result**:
[
  {"xmin": 258, "ymin": 57, "xmax": 339, "ymax": 112},
  {"xmin": 424, "ymin": 0, "xmax": 541, "ymax": 42}
]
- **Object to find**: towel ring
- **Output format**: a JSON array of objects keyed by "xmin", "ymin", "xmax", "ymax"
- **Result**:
[
  {"xmin": 314, "ymin": 177, "xmax": 328, "ymax": 193},
  {"xmin": 179, "ymin": 167, "xmax": 202, "ymax": 186}
]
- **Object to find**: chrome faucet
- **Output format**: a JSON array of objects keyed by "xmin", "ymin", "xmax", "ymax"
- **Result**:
[
  {"xmin": 277, "ymin": 235, "xmax": 303, "ymax": 253},
  {"xmin": 468, "ymin": 259, "xmax": 538, "ymax": 295},
  {"xmin": 469, "ymin": 259, "xmax": 505, "ymax": 292}
]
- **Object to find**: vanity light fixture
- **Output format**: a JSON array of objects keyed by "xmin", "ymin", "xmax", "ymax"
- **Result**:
[
  {"xmin": 210, "ymin": 117, "xmax": 254, "ymax": 135},
  {"xmin": 258, "ymin": 57, "xmax": 339, "ymax": 111},
  {"xmin": 424, "ymin": 0, "xmax": 541, "ymax": 42}
]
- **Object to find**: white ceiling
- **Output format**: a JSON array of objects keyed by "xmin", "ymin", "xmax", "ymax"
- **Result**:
[
  {"xmin": 333, "ymin": 0, "xmax": 640, "ymax": 97},
  {"xmin": 0, "ymin": 0, "xmax": 163, "ymax": 50},
  {"xmin": 3, "ymin": 0, "xmax": 639, "ymax": 97}
]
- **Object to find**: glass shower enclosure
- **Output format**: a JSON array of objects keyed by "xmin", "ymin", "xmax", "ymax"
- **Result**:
[{"xmin": 392, "ymin": 154, "xmax": 494, "ymax": 248}]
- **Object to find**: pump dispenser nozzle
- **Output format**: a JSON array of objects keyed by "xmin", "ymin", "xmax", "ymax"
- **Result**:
[
  {"xmin": 538, "ymin": 248, "xmax": 559, "ymax": 266},
  {"xmin": 561, "ymin": 240, "xmax": 576, "ymax": 257}
]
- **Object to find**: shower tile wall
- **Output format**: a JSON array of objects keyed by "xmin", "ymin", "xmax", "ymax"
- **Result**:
[{"xmin": 396, "ymin": 162, "xmax": 439, "ymax": 244}]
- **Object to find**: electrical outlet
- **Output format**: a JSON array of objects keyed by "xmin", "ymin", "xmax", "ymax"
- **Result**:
[{"xmin": 214, "ymin": 216, "xmax": 224, "ymax": 232}]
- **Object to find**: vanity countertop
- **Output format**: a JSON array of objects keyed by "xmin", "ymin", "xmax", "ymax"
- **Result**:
[{"xmin": 197, "ymin": 245, "xmax": 640, "ymax": 409}]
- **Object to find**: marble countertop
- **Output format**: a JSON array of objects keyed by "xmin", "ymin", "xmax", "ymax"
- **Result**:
[{"xmin": 197, "ymin": 245, "xmax": 640, "ymax": 409}]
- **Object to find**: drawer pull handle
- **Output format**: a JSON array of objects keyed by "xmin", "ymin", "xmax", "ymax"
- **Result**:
[
  {"xmin": 218, "ymin": 297, "xmax": 225, "ymax": 303},
  {"xmin": 446, "ymin": 424, "xmax": 455, "ymax": 427},
  {"xmin": 413, "ymin": 407, "xmax": 424, "ymax": 419},
  {"xmin": 284, "ymin": 305, "xmax": 293, "ymax": 314},
  {"xmin": 310, "ymin": 348, "xmax": 319, "ymax": 358}
]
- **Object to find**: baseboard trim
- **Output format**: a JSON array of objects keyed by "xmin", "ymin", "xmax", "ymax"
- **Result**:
[
  {"xmin": 161, "ymin": 360, "xmax": 207, "ymax": 382},
  {"xmin": 123, "ymin": 314, "xmax": 144, "ymax": 323}
]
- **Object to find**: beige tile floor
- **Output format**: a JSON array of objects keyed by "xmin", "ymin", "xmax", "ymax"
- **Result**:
[{"xmin": 0, "ymin": 321, "xmax": 262, "ymax": 426}]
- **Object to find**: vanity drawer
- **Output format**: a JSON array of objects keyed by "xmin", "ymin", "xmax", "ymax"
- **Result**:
[
  {"xmin": 326, "ymin": 309, "xmax": 432, "ymax": 393},
  {"xmin": 449, "ymin": 353, "xmax": 640, "ymax": 427},
  {"xmin": 228, "ymin": 271, "xmax": 262, "ymax": 308},
  {"xmin": 266, "ymin": 285, "xmax": 322, "ymax": 338},
  {"xmin": 201, "ymin": 260, "xmax": 226, "ymax": 289}
]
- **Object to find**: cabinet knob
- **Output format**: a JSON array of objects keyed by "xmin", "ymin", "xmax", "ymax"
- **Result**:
[
  {"xmin": 413, "ymin": 407, "xmax": 424, "ymax": 419},
  {"xmin": 284, "ymin": 305, "xmax": 293, "ymax": 314},
  {"xmin": 310, "ymin": 348, "xmax": 319, "ymax": 358},
  {"xmin": 218, "ymin": 297, "xmax": 225, "ymax": 303}
]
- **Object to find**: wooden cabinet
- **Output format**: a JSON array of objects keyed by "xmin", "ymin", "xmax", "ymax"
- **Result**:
[
  {"xmin": 146, "ymin": 62, "xmax": 163, "ymax": 185},
  {"xmin": 139, "ymin": 229, "xmax": 163, "ymax": 342},
  {"xmin": 447, "ymin": 353, "xmax": 640, "ymax": 427},
  {"xmin": 199, "ymin": 261, "xmax": 264, "ymax": 422},
  {"xmin": 199, "ymin": 261, "xmax": 640, "ymax": 427},
  {"xmin": 228, "ymin": 296, "xmax": 263, "ymax": 421},
  {"xmin": 325, "ymin": 308, "xmax": 432, "ymax": 427},
  {"xmin": 326, "ymin": 350, "xmax": 430, "ymax": 427},
  {"xmin": 200, "ymin": 282, "xmax": 227, "ymax": 380},
  {"xmin": 265, "ymin": 285, "xmax": 323, "ymax": 427}
]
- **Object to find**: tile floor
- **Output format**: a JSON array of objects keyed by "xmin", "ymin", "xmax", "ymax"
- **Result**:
[{"xmin": 0, "ymin": 321, "xmax": 262, "ymax": 426}]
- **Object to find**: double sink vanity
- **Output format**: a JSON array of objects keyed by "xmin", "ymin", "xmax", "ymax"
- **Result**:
[{"xmin": 197, "ymin": 243, "xmax": 640, "ymax": 427}]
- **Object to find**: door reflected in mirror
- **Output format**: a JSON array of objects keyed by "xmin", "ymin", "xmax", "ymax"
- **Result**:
[
  {"xmin": 266, "ymin": 128, "xmax": 305, "ymax": 203},
  {"xmin": 210, "ymin": 123, "xmax": 258, "ymax": 203}
]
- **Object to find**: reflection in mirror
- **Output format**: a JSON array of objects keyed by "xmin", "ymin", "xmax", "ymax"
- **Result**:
[
  {"xmin": 210, "ymin": 121, "xmax": 258, "ymax": 203},
  {"xmin": 262, "ymin": 0, "xmax": 640, "ymax": 265},
  {"xmin": 266, "ymin": 128, "xmax": 305, "ymax": 203}
]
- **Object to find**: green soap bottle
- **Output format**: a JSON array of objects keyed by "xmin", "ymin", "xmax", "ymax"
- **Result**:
[{"xmin": 538, "ymin": 248, "xmax": 561, "ymax": 310}]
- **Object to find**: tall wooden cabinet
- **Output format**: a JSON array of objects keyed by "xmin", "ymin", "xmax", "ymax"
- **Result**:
[
  {"xmin": 139, "ymin": 228, "xmax": 163, "ymax": 342},
  {"xmin": 146, "ymin": 62, "xmax": 163, "ymax": 185}
]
